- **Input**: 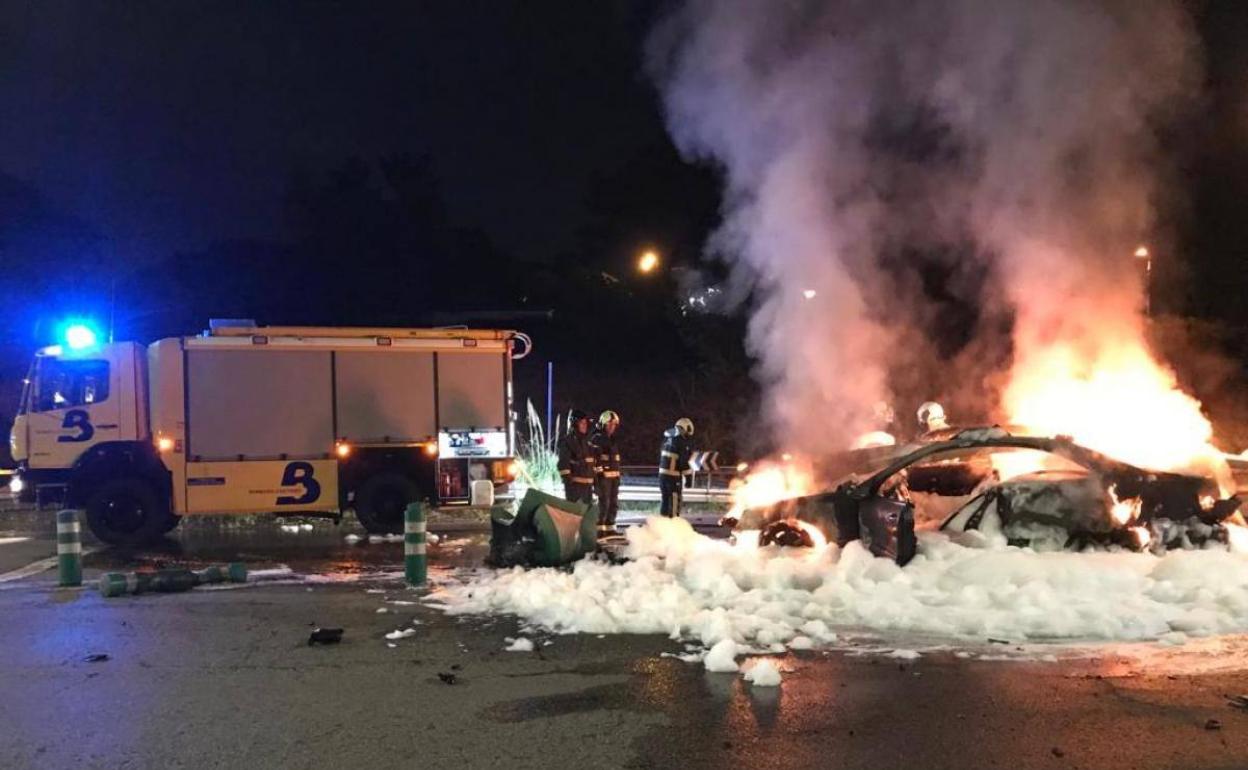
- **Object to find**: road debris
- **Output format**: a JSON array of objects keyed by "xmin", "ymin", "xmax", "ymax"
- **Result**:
[
  {"xmin": 1229, "ymin": 695, "xmax": 1248, "ymax": 710},
  {"xmin": 437, "ymin": 672, "xmax": 457, "ymax": 685},
  {"xmin": 1205, "ymin": 719, "xmax": 1222, "ymax": 730},
  {"xmin": 307, "ymin": 627, "xmax": 344, "ymax": 646},
  {"xmin": 83, "ymin": 653, "xmax": 110, "ymax": 663},
  {"xmin": 503, "ymin": 637, "xmax": 534, "ymax": 652},
  {"xmin": 385, "ymin": 628, "xmax": 417, "ymax": 640}
]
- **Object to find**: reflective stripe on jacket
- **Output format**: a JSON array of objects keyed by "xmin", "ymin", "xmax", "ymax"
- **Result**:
[
  {"xmin": 558, "ymin": 431, "xmax": 597, "ymax": 483},
  {"xmin": 591, "ymin": 428, "xmax": 622, "ymax": 479},
  {"xmin": 658, "ymin": 428, "xmax": 693, "ymax": 477}
]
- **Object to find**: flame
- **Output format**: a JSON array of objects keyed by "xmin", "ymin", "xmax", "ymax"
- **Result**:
[
  {"xmin": 727, "ymin": 458, "xmax": 815, "ymax": 519},
  {"xmin": 1129, "ymin": 525, "xmax": 1151, "ymax": 549},
  {"xmin": 1005, "ymin": 340, "xmax": 1231, "ymax": 489},
  {"xmin": 1109, "ymin": 485, "xmax": 1141, "ymax": 526},
  {"xmin": 851, "ymin": 431, "xmax": 896, "ymax": 450}
]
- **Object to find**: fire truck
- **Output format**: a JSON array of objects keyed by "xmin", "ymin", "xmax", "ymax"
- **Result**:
[{"xmin": 9, "ymin": 321, "xmax": 530, "ymax": 545}]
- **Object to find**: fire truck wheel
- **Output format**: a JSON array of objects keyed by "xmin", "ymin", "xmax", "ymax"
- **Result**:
[
  {"xmin": 354, "ymin": 472, "xmax": 421, "ymax": 534},
  {"xmin": 84, "ymin": 478, "xmax": 171, "ymax": 546}
]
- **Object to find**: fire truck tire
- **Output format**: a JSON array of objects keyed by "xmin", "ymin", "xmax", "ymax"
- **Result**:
[
  {"xmin": 354, "ymin": 472, "xmax": 421, "ymax": 534},
  {"xmin": 84, "ymin": 478, "xmax": 171, "ymax": 546}
]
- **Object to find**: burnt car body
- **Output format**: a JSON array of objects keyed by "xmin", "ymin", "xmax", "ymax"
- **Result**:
[{"xmin": 739, "ymin": 428, "xmax": 1243, "ymax": 566}]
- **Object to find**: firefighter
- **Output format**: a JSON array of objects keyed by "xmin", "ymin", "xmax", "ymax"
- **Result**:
[
  {"xmin": 658, "ymin": 417, "xmax": 695, "ymax": 518},
  {"xmin": 591, "ymin": 410, "xmax": 622, "ymax": 537},
  {"xmin": 916, "ymin": 401, "xmax": 950, "ymax": 436},
  {"xmin": 557, "ymin": 409, "xmax": 596, "ymax": 504}
]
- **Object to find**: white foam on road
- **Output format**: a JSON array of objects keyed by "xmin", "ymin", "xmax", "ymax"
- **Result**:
[
  {"xmin": 742, "ymin": 658, "xmax": 783, "ymax": 686},
  {"xmin": 429, "ymin": 517, "xmax": 1248, "ymax": 662}
]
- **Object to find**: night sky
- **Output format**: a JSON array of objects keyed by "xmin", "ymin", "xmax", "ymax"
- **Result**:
[
  {"xmin": 1, "ymin": 2, "xmax": 1246, "ymax": 287},
  {"xmin": 0, "ymin": 1, "xmax": 667, "ymax": 262}
]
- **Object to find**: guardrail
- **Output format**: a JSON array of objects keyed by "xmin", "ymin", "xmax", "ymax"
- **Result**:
[{"xmin": 617, "ymin": 465, "xmax": 736, "ymax": 503}]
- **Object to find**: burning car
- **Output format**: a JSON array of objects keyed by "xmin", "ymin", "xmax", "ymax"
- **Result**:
[{"xmin": 736, "ymin": 427, "xmax": 1245, "ymax": 565}]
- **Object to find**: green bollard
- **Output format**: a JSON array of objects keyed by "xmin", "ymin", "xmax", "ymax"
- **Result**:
[
  {"xmin": 194, "ymin": 565, "xmax": 224, "ymax": 585},
  {"xmin": 57, "ymin": 510, "xmax": 83, "ymax": 587},
  {"xmin": 404, "ymin": 502, "xmax": 427, "ymax": 586},
  {"xmin": 99, "ymin": 572, "xmax": 142, "ymax": 598}
]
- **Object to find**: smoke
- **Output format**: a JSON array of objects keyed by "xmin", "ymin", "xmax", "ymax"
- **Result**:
[{"xmin": 649, "ymin": 0, "xmax": 1202, "ymax": 455}]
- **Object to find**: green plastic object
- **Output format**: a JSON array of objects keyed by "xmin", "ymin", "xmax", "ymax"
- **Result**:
[
  {"xmin": 533, "ymin": 503, "xmax": 587, "ymax": 566},
  {"xmin": 515, "ymin": 488, "xmax": 588, "ymax": 531},
  {"xmin": 99, "ymin": 573, "xmax": 130, "ymax": 598},
  {"xmin": 226, "ymin": 562, "xmax": 248, "ymax": 583}
]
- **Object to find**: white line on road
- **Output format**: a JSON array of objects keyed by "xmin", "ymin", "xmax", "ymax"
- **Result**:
[{"xmin": 0, "ymin": 548, "xmax": 97, "ymax": 584}]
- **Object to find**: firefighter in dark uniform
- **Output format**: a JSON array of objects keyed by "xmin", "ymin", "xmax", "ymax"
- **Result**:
[
  {"xmin": 557, "ymin": 409, "xmax": 596, "ymax": 504},
  {"xmin": 591, "ymin": 410, "xmax": 622, "ymax": 536},
  {"xmin": 658, "ymin": 417, "xmax": 695, "ymax": 518}
]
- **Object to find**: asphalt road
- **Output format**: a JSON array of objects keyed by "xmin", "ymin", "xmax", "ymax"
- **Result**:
[{"xmin": 1, "ymin": 506, "xmax": 1246, "ymax": 770}]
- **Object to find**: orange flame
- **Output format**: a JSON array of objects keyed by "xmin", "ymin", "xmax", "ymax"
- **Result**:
[
  {"xmin": 1109, "ymin": 485, "xmax": 1141, "ymax": 526},
  {"xmin": 727, "ymin": 457, "xmax": 815, "ymax": 519},
  {"xmin": 1005, "ymin": 340, "xmax": 1230, "ymax": 489}
]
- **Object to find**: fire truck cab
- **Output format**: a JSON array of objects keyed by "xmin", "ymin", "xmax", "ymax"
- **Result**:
[{"xmin": 10, "ymin": 322, "xmax": 529, "ymax": 545}]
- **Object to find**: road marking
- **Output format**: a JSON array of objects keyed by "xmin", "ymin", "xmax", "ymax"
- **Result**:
[{"xmin": 0, "ymin": 548, "xmax": 97, "ymax": 584}]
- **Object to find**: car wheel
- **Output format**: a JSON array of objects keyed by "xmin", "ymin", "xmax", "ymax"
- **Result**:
[
  {"xmin": 354, "ymin": 472, "xmax": 421, "ymax": 534},
  {"xmin": 84, "ymin": 478, "xmax": 170, "ymax": 546},
  {"xmin": 760, "ymin": 519, "xmax": 815, "ymax": 548}
]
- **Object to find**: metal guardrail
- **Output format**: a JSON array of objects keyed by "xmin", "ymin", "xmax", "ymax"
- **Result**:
[{"xmin": 617, "ymin": 465, "xmax": 735, "ymax": 503}]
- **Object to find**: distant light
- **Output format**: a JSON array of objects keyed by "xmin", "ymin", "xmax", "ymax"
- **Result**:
[
  {"xmin": 335, "ymin": 442, "xmax": 351, "ymax": 458},
  {"xmin": 1134, "ymin": 246, "xmax": 1150, "ymax": 259},
  {"xmin": 802, "ymin": 289, "xmax": 817, "ymax": 300},
  {"xmin": 42, "ymin": 345, "xmax": 63, "ymax": 357},
  {"xmin": 781, "ymin": 453, "xmax": 793, "ymax": 462},
  {"xmin": 9, "ymin": 476, "xmax": 23, "ymax": 494},
  {"xmin": 64, "ymin": 324, "xmax": 98, "ymax": 350},
  {"xmin": 423, "ymin": 442, "xmax": 439, "ymax": 457},
  {"xmin": 156, "ymin": 437, "xmax": 175, "ymax": 452},
  {"xmin": 638, "ymin": 250, "xmax": 659, "ymax": 274}
]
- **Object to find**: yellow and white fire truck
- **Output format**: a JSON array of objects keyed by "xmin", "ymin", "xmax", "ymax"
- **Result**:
[{"xmin": 9, "ymin": 321, "xmax": 530, "ymax": 544}]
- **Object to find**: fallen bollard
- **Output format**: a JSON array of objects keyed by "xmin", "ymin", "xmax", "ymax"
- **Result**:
[
  {"xmin": 99, "ymin": 562, "xmax": 247, "ymax": 598},
  {"xmin": 57, "ymin": 510, "xmax": 83, "ymax": 587},
  {"xmin": 404, "ymin": 501, "xmax": 427, "ymax": 586}
]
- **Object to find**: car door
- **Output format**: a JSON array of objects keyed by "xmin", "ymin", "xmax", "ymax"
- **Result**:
[{"xmin": 26, "ymin": 356, "xmax": 120, "ymax": 469}]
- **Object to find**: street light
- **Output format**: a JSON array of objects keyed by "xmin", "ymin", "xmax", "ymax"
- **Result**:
[
  {"xmin": 637, "ymin": 250, "xmax": 659, "ymax": 274},
  {"xmin": 802, "ymin": 289, "xmax": 817, "ymax": 300}
]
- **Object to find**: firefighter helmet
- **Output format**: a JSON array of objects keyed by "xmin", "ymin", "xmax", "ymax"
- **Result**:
[
  {"xmin": 916, "ymin": 401, "xmax": 948, "ymax": 432},
  {"xmin": 674, "ymin": 417, "xmax": 694, "ymax": 436},
  {"xmin": 599, "ymin": 410, "xmax": 620, "ymax": 426}
]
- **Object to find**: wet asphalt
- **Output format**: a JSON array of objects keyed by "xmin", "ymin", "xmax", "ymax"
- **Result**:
[{"xmin": 1, "ymin": 503, "xmax": 1247, "ymax": 770}]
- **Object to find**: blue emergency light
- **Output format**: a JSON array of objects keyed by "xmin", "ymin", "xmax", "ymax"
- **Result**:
[{"xmin": 62, "ymin": 323, "xmax": 99, "ymax": 351}]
